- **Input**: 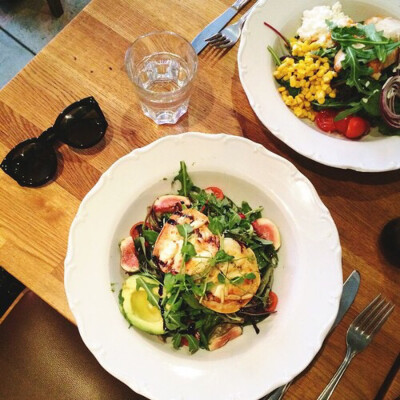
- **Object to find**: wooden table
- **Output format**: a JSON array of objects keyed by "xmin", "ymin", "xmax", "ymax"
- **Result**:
[{"xmin": 0, "ymin": 0, "xmax": 399, "ymax": 399}]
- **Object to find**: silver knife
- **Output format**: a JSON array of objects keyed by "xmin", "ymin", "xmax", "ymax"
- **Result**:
[
  {"xmin": 191, "ymin": 0, "xmax": 252, "ymax": 54},
  {"xmin": 264, "ymin": 270, "xmax": 361, "ymax": 400}
]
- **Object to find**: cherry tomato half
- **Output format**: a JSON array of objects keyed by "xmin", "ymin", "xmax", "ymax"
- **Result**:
[
  {"xmin": 333, "ymin": 115, "xmax": 351, "ymax": 134},
  {"xmin": 205, "ymin": 186, "xmax": 224, "ymax": 200},
  {"xmin": 345, "ymin": 116, "xmax": 370, "ymax": 139},
  {"xmin": 238, "ymin": 213, "xmax": 246, "ymax": 219},
  {"xmin": 315, "ymin": 110, "xmax": 337, "ymax": 132},
  {"xmin": 265, "ymin": 291, "xmax": 278, "ymax": 313}
]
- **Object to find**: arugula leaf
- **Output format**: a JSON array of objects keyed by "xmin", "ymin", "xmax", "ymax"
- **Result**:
[
  {"xmin": 209, "ymin": 250, "xmax": 234, "ymax": 267},
  {"xmin": 209, "ymin": 216, "xmax": 225, "ymax": 235},
  {"xmin": 184, "ymin": 334, "xmax": 200, "ymax": 354},
  {"xmin": 228, "ymin": 213, "xmax": 241, "ymax": 229},
  {"xmin": 342, "ymin": 46, "xmax": 373, "ymax": 95},
  {"xmin": 177, "ymin": 223, "xmax": 193, "ymax": 237},
  {"xmin": 231, "ymin": 276, "xmax": 244, "ymax": 285},
  {"xmin": 172, "ymin": 161, "xmax": 197, "ymax": 197},
  {"xmin": 177, "ymin": 224, "xmax": 196, "ymax": 262},
  {"xmin": 165, "ymin": 311, "xmax": 186, "ymax": 330},
  {"xmin": 312, "ymin": 46, "xmax": 338, "ymax": 59},
  {"xmin": 164, "ymin": 273, "xmax": 177, "ymax": 292},
  {"xmin": 217, "ymin": 273, "xmax": 225, "ymax": 284},
  {"xmin": 334, "ymin": 103, "xmax": 363, "ymax": 121},
  {"xmin": 172, "ymin": 333, "xmax": 182, "ymax": 349},
  {"xmin": 182, "ymin": 242, "xmax": 197, "ymax": 259},
  {"xmin": 142, "ymin": 229, "xmax": 159, "ymax": 244},
  {"xmin": 329, "ymin": 23, "xmax": 391, "ymax": 46},
  {"xmin": 245, "ymin": 272, "xmax": 256, "ymax": 280},
  {"xmin": 361, "ymin": 90, "xmax": 381, "ymax": 117},
  {"xmin": 182, "ymin": 292, "xmax": 204, "ymax": 309},
  {"xmin": 135, "ymin": 276, "xmax": 160, "ymax": 308},
  {"xmin": 240, "ymin": 201, "xmax": 252, "ymax": 214}
]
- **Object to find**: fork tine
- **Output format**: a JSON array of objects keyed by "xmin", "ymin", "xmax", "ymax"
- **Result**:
[
  {"xmin": 351, "ymin": 294, "xmax": 381, "ymax": 328},
  {"xmin": 357, "ymin": 297, "xmax": 386, "ymax": 331},
  {"xmin": 206, "ymin": 36, "xmax": 226, "ymax": 45},
  {"xmin": 363, "ymin": 301, "xmax": 391, "ymax": 333},
  {"xmin": 215, "ymin": 39, "xmax": 231, "ymax": 48},
  {"xmin": 217, "ymin": 41, "xmax": 235, "ymax": 48},
  {"xmin": 205, "ymin": 33, "xmax": 222, "ymax": 42},
  {"xmin": 368, "ymin": 303, "xmax": 395, "ymax": 338}
]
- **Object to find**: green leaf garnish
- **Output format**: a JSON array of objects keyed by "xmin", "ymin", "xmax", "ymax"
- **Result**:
[
  {"xmin": 182, "ymin": 242, "xmax": 197, "ymax": 259},
  {"xmin": 172, "ymin": 161, "xmax": 196, "ymax": 197},
  {"xmin": 135, "ymin": 276, "xmax": 160, "ymax": 308},
  {"xmin": 142, "ymin": 229, "xmax": 159, "ymax": 244},
  {"xmin": 177, "ymin": 223, "xmax": 194, "ymax": 237},
  {"xmin": 209, "ymin": 250, "xmax": 234, "ymax": 267}
]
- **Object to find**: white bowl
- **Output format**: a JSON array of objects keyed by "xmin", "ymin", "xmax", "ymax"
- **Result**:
[
  {"xmin": 238, "ymin": 0, "xmax": 400, "ymax": 172},
  {"xmin": 64, "ymin": 133, "xmax": 342, "ymax": 400}
]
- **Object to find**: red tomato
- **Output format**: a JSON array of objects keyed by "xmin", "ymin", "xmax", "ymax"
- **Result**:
[
  {"xmin": 238, "ymin": 213, "xmax": 246, "ymax": 219},
  {"xmin": 205, "ymin": 186, "xmax": 224, "ymax": 200},
  {"xmin": 345, "ymin": 116, "xmax": 370, "ymax": 139},
  {"xmin": 130, "ymin": 221, "xmax": 151, "ymax": 240},
  {"xmin": 180, "ymin": 337, "xmax": 189, "ymax": 346},
  {"xmin": 333, "ymin": 116, "xmax": 351, "ymax": 134},
  {"xmin": 315, "ymin": 110, "xmax": 337, "ymax": 132},
  {"xmin": 266, "ymin": 291, "xmax": 278, "ymax": 313}
]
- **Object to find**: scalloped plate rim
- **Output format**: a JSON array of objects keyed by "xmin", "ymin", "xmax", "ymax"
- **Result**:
[{"xmin": 64, "ymin": 132, "xmax": 342, "ymax": 400}]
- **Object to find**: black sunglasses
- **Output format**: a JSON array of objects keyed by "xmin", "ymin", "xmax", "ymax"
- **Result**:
[{"xmin": 1, "ymin": 96, "xmax": 108, "ymax": 187}]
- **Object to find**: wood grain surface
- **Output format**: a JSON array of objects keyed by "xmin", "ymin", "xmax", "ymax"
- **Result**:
[{"xmin": 0, "ymin": 0, "xmax": 399, "ymax": 399}]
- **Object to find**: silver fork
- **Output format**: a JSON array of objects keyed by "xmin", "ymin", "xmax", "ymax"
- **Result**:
[
  {"xmin": 205, "ymin": 2, "xmax": 257, "ymax": 48},
  {"xmin": 317, "ymin": 294, "xmax": 395, "ymax": 400}
]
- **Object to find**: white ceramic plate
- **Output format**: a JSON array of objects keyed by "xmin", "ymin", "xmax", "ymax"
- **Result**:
[
  {"xmin": 64, "ymin": 133, "xmax": 342, "ymax": 400},
  {"xmin": 238, "ymin": 0, "xmax": 400, "ymax": 172}
]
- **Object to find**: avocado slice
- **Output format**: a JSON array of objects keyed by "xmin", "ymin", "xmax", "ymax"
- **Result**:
[{"xmin": 120, "ymin": 274, "xmax": 165, "ymax": 335}]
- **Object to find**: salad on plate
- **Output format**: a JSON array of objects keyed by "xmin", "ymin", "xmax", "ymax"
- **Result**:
[
  {"xmin": 117, "ymin": 162, "xmax": 280, "ymax": 353},
  {"xmin": 267, "ymin": 2, "xmax": 400, "ymax": 139}
]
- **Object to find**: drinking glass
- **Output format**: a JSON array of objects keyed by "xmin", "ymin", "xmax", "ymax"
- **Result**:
[{"xmin": 125, "ymin": 31, "xmax": 198, "ymax": 125}]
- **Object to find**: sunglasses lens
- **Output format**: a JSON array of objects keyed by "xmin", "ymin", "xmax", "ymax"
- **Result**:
[
  {"xmin": 0, "ymin": 139, "xmax": 57, "ymax": 187},
  {"xmin": 57, "ymin": 101, "xmax": 107, "ymax": 149}
]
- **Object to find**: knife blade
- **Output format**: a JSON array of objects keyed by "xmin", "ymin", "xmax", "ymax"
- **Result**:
[
  {"xmin": 265, "ymin": 270, "xmax": 361, "ymax": 400},
  {"xmin": 331, "ymin": 270, "xmax": 360, "ymax": 330},
  {"xmin": 191, "ymin": 0, "xmax": 252, "ymax": 54}
]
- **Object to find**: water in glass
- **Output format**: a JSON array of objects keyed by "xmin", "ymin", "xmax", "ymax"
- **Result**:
[
  {"xmin": 125, "ymin": 32, "xmax": 197, "ymax": 125},
  {"xmin": 136, "ymin": 53, "xmax": 191, "ymax": 124}
]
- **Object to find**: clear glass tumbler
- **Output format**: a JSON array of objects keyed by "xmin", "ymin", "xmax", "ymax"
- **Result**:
[{"xmin": 125, "ymin": 31, "xmax": 198, "ymax": 125}]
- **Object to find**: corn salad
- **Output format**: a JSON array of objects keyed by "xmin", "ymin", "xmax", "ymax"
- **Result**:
[{"xmin": 273, "ymin": 39, "xmax": 338, "ymax": 120}]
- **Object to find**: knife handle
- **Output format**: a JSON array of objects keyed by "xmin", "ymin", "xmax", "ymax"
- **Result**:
[{"xmin": 231, "ymin": 0, "xmax": 251, "ymax": 11}]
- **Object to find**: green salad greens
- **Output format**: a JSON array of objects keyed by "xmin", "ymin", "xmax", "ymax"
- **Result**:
[{"xmin": 118, "ymin": 162, "xmax": 280, "ymax": 353}]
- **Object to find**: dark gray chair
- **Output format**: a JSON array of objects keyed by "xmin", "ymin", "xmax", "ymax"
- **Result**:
[{"xmin": 0, "ymin": 289, "xmax": 146, "ymax": 400}]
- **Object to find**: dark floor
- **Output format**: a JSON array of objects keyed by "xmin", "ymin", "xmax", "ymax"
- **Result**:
[
  {"xmin": 0, "ymin": 267, "xmax": 24, "ymax": 317},
  {"xmin": 0, "ymin": 0, "xmax": 90, "ymax": 88}
]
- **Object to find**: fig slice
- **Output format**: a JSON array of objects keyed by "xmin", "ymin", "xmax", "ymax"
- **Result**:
[
  {"xmin": 208, "ymin": 324, "xmax": 243, "ymax": 351},
  {"xmin": 252, "ymin": 218, "xmax": 281, "ymax": 250},
  {"xmin": 119, "ymin": 236, "xmax": 139, "ymax": 273},
  {"xmin": 152, "ymin": 195, "xmax": 191, "ymax": 214}
]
